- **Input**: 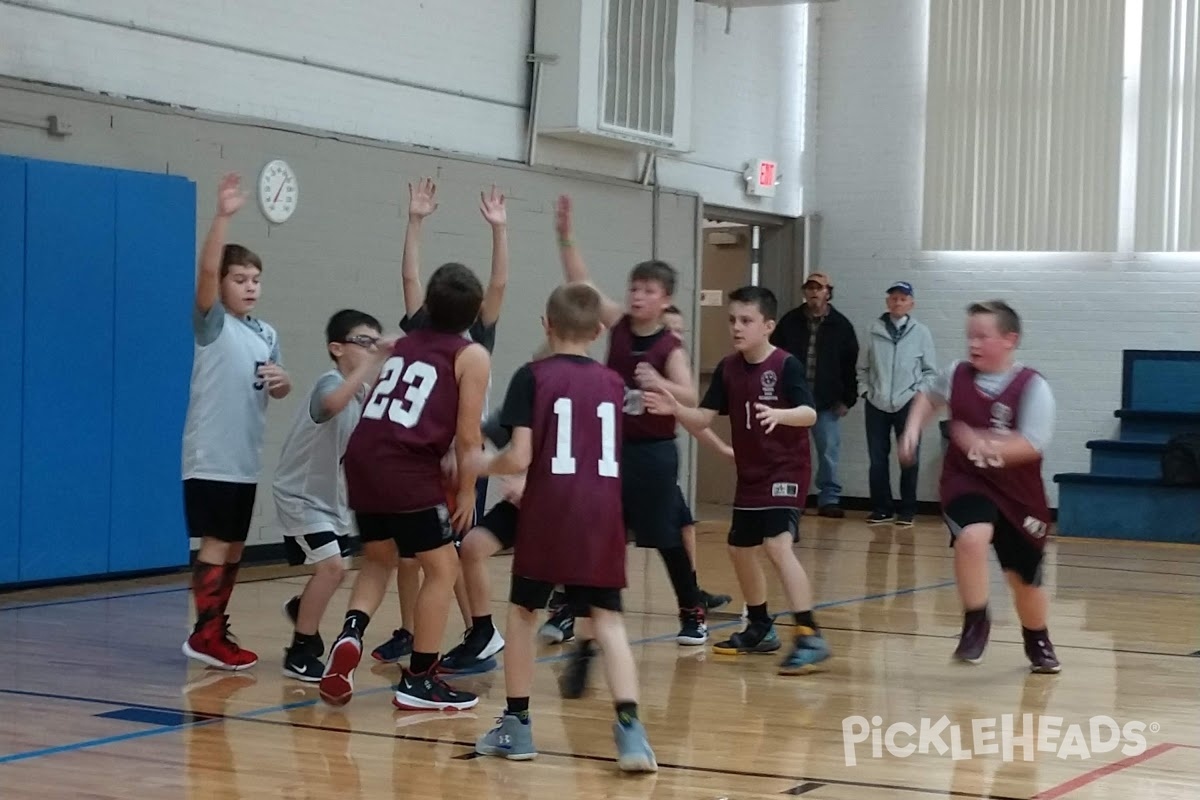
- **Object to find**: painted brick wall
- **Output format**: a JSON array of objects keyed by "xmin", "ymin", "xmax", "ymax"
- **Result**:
[
  {"xmin": 809, "ymin": 0, "xmax": 1200, "ymax": 507},
  {"xmin": 0, "ymin": 0, "xmax": 808, "ymax": 215}
]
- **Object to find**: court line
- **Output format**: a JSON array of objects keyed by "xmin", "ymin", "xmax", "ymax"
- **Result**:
[
  {"xmin": 0, "ymin": 579, "xmax": 955, "ymax": 766},
  {"xmin": 1030, "ymin": 741, "xmax": 1181, "ymax": 800},
  {"xmin": 0, "ymin": 573, "xmax": 291, "ymax": 613}
]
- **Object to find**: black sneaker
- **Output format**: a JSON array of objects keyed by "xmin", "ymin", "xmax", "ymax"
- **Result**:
[
  {"xmin": 538, "ymin": 606, "xmax": 575, "ymax": 644},
  {"xmin": 699, "ymin": 589, "xmax": 732, "ymax": 611},
  {"xmin": 559, "ymin": 641, "xmax": 596, "ymax": 699},
  {"xmin": 953, "ymin": 614, "xmax": 991, "ymax": 664},
  {"xmin": 439, "ymin": 626, "xmax": 504, "ymax": 675},
  {"xmin": 1023, "ymin": 632, "xmax": 1062, "ymax": 674},
  {"xmin": 392, "ymin": 669, "xmax": 479, "ymax": 711},
  {"xmin": 894, "ymin": 515, "xmax": 915, "ymax": 527},
  {"xmin": 712, "ymin": 620, "xmax": 781, "ymax": 655},
  {"xmin": 371, "ymin": 628, "xmax": 414, "ymax": 663},
  {"xmin": 283, "ymin": 645, "xmax": 324, "ymax": 683},
  {"xmin": 867, "ymin": 512, "xmax": 894, "ymax": 525},
  {"xmin": 281, "ymin": 596, "xmax": 324, "ymax": 657},
  {"xmin": 676, "ymin": 607, "xmax": 708, "ymax": 646}
]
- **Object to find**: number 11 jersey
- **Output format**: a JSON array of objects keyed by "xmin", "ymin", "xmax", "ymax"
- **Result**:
[
  {"xmin": 343, "ymin": 328, "xmax": 472, "ymax": 513},
  {"xmin": 502, "ymin": 354, "xmax": 628, "ymax": 589}
]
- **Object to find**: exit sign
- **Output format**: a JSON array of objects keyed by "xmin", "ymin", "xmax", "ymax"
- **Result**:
[{"xmin": 745, "ymin": 159, "xmax": 778, "ymax": 197}]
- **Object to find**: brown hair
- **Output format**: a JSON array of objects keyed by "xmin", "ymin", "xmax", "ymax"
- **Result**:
[
  {"xmin": 629, "ymin": 260, "xmax": 676, "ymax": 296},
  {"xmin": 967, "ymin": 300, "xmax": 1021, "ymax": 336},
  {"xmin": 546, "ymin": 282, "xmax": 603, "ymax": 342},
  {"xmin": 425, "ymin": 262, "xmax": 484, "ymax": 334},
  {"xmin": 220, "ymin": 244, "xmax": 262, "ymax": 278}
]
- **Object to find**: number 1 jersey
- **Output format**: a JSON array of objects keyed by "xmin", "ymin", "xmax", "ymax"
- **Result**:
[
  {"xmin": 343, "ymin": 328, "xmax": 472, "ymax": 513},
  {"xmin": 502, "ymin": 354, "xmax": 628, "ymax": 589}
]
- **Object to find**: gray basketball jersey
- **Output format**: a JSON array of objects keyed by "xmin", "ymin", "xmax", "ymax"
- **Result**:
[
  {"xmin": 181, "ymin": 301, "xmax": 281, "ymax": 483},
  {"xmin": 272, "ymin": 371, "xmax": 364, "ymax": 536}
]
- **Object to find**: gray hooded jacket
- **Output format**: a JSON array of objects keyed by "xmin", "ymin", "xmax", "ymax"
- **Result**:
[{"xmin": 857, "ymin": 314, "xmax": 938, "ymax": 413}]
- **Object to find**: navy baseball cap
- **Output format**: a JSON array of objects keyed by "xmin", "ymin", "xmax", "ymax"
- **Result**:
[{"xmin": 886, "ymin": 281, "xmax": 914, "ymax": 296}]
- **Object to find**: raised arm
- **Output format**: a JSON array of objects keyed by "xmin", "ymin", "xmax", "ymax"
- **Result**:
[
  {"xmin": 554, "ymin": 195, "xmax": 623, "ymax": 328},
  {"xmin": 452, "ymin": 343, "xmax": 490, "ymax": 532},
  {"xmin": 478, "ymin": 186, "xmax": 509, "ymax": 326},
  {"xmin": 317, "ymin": 336, "xmax": 397, "ymax": 420},
  {"xmin": 196, "ymin": 173, "xmax": 245, "ymax": 313},
  {"xmin": 401, "ymin": 177, "xmax": 439, "ymax": 317}
]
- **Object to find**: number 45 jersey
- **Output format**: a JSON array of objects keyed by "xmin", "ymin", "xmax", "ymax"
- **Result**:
[
  {"xmin": 344, "ymin": 329, "xmax": 473, "ymax": 513},
  {"xmin": 503, "ymin": 354, "xmax": 628, "ymax": 589}
]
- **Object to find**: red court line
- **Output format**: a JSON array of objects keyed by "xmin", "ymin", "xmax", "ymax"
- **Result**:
[{"xmin": 1032, "ymin": 742, "xmax": 1185, "ymax": 800}]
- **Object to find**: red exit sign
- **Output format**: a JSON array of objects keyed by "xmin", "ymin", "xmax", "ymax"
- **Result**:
[
  {"xmin": 746, "ymin": 159, "xmax": 778, "ymax": 197},
  {"xmin": 758, "ymin": 160, "xmax": 776, "ymax": 187}
]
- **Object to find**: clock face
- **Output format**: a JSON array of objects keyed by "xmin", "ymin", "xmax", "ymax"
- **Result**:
[{"xmin": 258, "ymin": 159, "xmax": 298, "ymax": 224}]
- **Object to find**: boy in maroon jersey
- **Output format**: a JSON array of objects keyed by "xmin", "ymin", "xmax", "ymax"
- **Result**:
[
  {"xmin": 899, "ymin": 300, "xmax": 1060, "ymax": 673},
  {"xmin": 471, "ymin": 283, "xmax": 657, "ymax": 772},
  {"xmin": 318, "ymin": 263, "xmax": 491, "ymax": 711},
  {"xmin": 553, "ymin": 195, "xmax": 708, "ymax": 649},
  {"xmin": 646, "ymin": 286, "xmax": 832, "ymax": 675}
]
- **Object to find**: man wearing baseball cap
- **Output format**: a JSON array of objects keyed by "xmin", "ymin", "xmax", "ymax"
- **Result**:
[
  {"xmin": 857, "ymin": 280, "xmax": 938, "ymax": 525},
  {"xmin": 771, "ymin": 272, "xmax": 860, "ymax": 518}
]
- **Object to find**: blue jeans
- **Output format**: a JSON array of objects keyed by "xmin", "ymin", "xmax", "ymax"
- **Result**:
[
  {"xmin": 865, "ymin": 400, "xmax": 919, "ymax": 517},
  {"xmin": 811, "ymin": 410, "xmax": 843, "ymax": 507}
]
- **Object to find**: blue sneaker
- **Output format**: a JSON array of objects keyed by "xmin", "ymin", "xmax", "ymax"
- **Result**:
[
  {"xmin": 476, "ymin": 712, "xmax": 537, "ymax": 760},
  {"xmin": 370, "ymin": 628, "xmax": 413, "ymax": 663},
  {"xmin": 711, "ymin": 620, "xmax": 780, "ymax": 655},
  {"xmin": 778, "ymin": 632, "xmax": 831, "ymax": 675},
  {"xmin": 613, "ymin": 719, "xmax": 657, "ymax": 773}
]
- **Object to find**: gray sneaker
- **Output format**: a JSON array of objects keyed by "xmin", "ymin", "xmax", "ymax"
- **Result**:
[
  {"xmin": 475, "ymin": 713, "xmax": 537, "ymax": 761},
  {"xmin": 613, "ymin": 720, "xmax": 658, "ymax": 773}
]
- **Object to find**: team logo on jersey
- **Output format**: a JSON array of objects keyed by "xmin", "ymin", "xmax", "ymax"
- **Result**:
[
  {"xmin": 990, "ymin": 402, "xmax": 1013, "ymax": 432},
  {"xmin": 760, "ymin": 370, "xmax": 779, "ymax": 403},
  {"xmin": 772, "ymin": 482, "xmax": 799, "ymax": 498}
]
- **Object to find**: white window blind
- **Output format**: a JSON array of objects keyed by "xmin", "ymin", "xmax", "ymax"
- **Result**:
[
  {"xmin": 922, "ymin": 0, "xmax": 1126, "ymax": 252},
  {"xmin": 1135, "ymin": 0, "xmax": 1200, "ymax": 252}
]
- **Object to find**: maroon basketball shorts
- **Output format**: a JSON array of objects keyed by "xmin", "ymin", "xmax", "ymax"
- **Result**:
[
  {"xmin": 183, "ymin": 479, "xmax": 256, "ymax": 543},
  {"xmin": 509, "ymin": 575, "xmax": 622, "ymax": 616},
  {"xmin": 943, "ymin": 493, "xmax": 1043, "ymax": 586}
]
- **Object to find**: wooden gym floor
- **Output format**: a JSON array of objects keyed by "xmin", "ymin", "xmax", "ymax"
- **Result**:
[{"xmin": 1, "ymin": 510, "xmax": 1198, "ymax": 799}]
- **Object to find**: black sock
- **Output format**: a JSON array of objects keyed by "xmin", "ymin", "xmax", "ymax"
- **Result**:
[
  {"xmin": 615, "ymin": 701, "xmax": 638, "ymax": 726},
  {"xmin": 793, "ymin": 610, "xmax": 818, "ymax": 632},
  {"xmin": 577, "ymin": 638, "xmax": 598, "ymax": 657},
  {"xmin": 965, "ymin": 606, "xmax": 989, "ymax": 626},
  {"xmin": 748, "ymin": 603, "xmax": 771, "ymax": 623},
  {"xmin": 658, "ymin": 546, "xmax": 701, "ymax": 609},
  {"xmin": 410, "ymin": 651, "xmax": 438, "ymax": 675},
  {"xmin": 471, "ymin": 615, "xmax": 494, "ymax": 638},
  {"xmin": 291, "ymin": 631, "xmax": 320, "ymax": 651},
  {"xmin": 1022, "ymin": 626, "xmax": 1048, "ymax": 642},
  {"xmin": 506, "ymin": 696, "xmax": 530, "ymax": 720},
  {"xmin": 342, "ymin": 610, "xmax": 370, "ymax": 638}
]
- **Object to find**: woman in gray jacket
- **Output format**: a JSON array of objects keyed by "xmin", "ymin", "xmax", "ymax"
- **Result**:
[{"xmin": 857, "ymin": 281, "xmax": 938, "ymax": 525}]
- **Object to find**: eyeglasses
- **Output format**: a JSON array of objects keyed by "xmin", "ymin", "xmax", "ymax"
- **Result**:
[{"xmin": 344, "ymin": 334, "xmax": 381, "ymax": 349}]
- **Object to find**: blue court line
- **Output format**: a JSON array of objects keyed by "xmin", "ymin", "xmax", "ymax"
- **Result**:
[
  {"xmin": 0, "ymin": 585, "xmax": 191, "ymax": 613},
  {"xmin": 0, "ymin": 579, "xmax": 956, "ymax": 766}
]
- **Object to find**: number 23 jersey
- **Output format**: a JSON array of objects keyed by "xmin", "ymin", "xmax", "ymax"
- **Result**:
[
  {"xmin": 502, "ymin": 354, "xmax": 628, "ymax": 589},
  {"xmin": 343, "ymin": 328, "xmax": 472, "ymax": 513}
]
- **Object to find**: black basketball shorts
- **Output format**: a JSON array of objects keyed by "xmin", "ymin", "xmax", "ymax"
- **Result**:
[
  {"xmin": 509, "ymin": 575, "xmax": 622, "ymax": 616},
  {"xmin": 356, "ymin": 504, "xmax": 454, "ymax": 559},
  {"xmin": 943, "ymin": 493, "xmax": 1043, "ymax": 586},
  {"xmin": 621, "ymin": 439, "xmax": 683, "ymax": 549},
  {"xmin": 183, "ymin": 479, "xmax": 257, "ymax": 544},
  {"xmin": 284, "ymin": 531, "xmax": 353, "ymax": 566},
  {"xmin": 470, "ymin": 500, "xmax": 519, "ymax": 551},
  {"xmin": 673, "ymin": 485, "xmax": 696, "ymax": 528},
  {"xmin": 728, "ymin": 507, "xmax": 802, "ymax": 548}
]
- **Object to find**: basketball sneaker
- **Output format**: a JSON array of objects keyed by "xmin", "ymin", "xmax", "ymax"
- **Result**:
[
  {"xmin": 558, "ymin": 640, "xmax": 596, "ymax": 699},
  {"xmin": 1023, "ymin": 630, "xmax": 1062, "ymax": 674},
  {"xmin": 183, "ymin": 622, "xmax": 259, "ymax": 671},
  {"xmin": 319, "ymin": 633, "xmax": 363, "ymax": 706},
  {"xmin": 370, "ymin": 628, "xmax": 414, "ymax": 663},
  {"xmin": 393, "ymin": 668, "xmax": 479, "ymax": 711},
  {"xmin": 283, "ymin": 644, "xmax": 324, "ymax": 683},
  {"xmin": 953, "ymin": 614, "xmax": 991, "ymax": 664},
  {"xmin": 441, "ymin": 625, "xmax": 506, "ymax": 672},
  {"xmin": 699, "ymin": 589, "xmax": 732, "ymax": 611},
  {"xmin": 712, "ymin": 619, "xmax": 781, "ymax": 655},
  {"xmin": 778, "ymin": 630, "xmax": 831, "ymax": 675},
  {"xmin": 538, "ymin": 605, "xmax": 575, "ymax": 644},
  {"xmin": 676, "ymin": 607, "xmax": 708, "ymax": 645},
  {"xmin": 613, "ymin": 719, "xmax": 658, "ymax": 773},
  {"xmin": 476, "ymin": 712, "xmax": 537, "ymax": 760},
  {"xmin": 282, "ymin": 596, "xmax": 325, "ymax": 657}
]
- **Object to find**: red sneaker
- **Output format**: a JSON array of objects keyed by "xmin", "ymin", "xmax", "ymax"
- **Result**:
[
  {"xmin": 182, "ymin": 628, "xmax": 259, "ymax": 671},
  {"xmin": 319, "ymin": 634, "xmax": 363, "ymax": 707}
]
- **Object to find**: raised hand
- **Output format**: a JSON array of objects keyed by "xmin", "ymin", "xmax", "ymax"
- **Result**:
[
  {"xmin": 408, "ymin": 177, "xmax": 438, "ymax": 219},
  {"xmin": 479, "ymin": 185, "xmax": 507, "ymax": 227},
  {"xmin": 216, "ymin": 173, "xmax": 246, "ymax": 218},
  {"xmin": 555, "ymin": 195, "xmax": 573, "ymax": 241}
]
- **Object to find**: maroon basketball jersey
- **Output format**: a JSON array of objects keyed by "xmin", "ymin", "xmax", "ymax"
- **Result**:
[
  {"xmin": 514, "ymin": 356, "xmax": 627, "ymax": 588},
  {"xmin": 343, "ymin": 329, "xmax": 472, "ymax": 513},
  {"xmin": 606, "ymin": 315, "xmax": 680, "ymax": 441},
  {"xmin": 721, "ymin": 348, "xmax": 811, "ymax": 509},
  {"xmin": 940, "ymin": 362, "xmax": 1053, "ymax": 548}
]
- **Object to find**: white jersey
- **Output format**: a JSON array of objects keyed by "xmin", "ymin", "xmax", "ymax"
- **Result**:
[
  {"xmin": 181, "ymin": 302, "xmax": 281, "ymax": 483},
  {"xmin": 272, "ymin": 371, "xmax": 364, "ymax": 536}
]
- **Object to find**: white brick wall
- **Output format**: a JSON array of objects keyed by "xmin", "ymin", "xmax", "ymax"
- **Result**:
[
  {"xmin": 810, "ymin": 0, "xmax": 1200, "ymax": 507},
  {"xmin": 0, "ymin": 0, "xmax": 808, "ymax": 215}
]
